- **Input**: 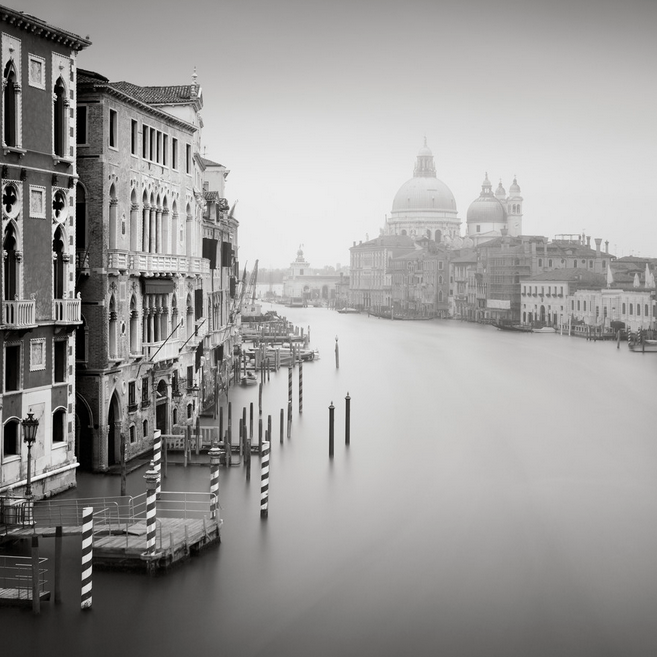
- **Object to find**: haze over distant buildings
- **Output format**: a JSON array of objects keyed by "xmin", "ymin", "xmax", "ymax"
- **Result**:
[{"xmin": 21, "ymin": 0, "xmax": 657, "ymax": 268}]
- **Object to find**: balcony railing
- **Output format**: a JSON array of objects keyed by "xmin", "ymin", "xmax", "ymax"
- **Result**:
[
  {"xmin": 143, "ymin": 340, "xmax": 180, "ymax": 363},
  {"xmin": 3, "ymin": 299, "xmax": 36, "ymax": 328},
  {"xmin": 108, "ymin": 251, "xmax": 210, "ymax": 276},
  {"xmin": 53, "ymin": 298, "xmax": 81, "ymax": 324}
]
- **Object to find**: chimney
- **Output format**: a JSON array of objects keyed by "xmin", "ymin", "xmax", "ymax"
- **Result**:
[
  {"xmin": 587, "ymin": 236, "xmax": 591, "ymax": 248},
  {"xmin": 595, "ymin": 238, "xmax": 602, "ymax": 257},
  {"xmin": 605, "ymin": 240, "xmax": 609, "ymax": 254}
]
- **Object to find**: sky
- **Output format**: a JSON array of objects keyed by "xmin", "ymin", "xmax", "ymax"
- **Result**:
[{"xmin": 18, "ymin": 0, "xmax": 657, "ymax": 269}]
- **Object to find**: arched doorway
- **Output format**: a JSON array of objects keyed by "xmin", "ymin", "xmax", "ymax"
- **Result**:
[
  {"xmin": 540, "ymin": 305, "xmax": 546, "ymax": 323},
  {"xmin": 156, "ymin": 379, "xmax": 168, "ymax": 435},
  {"xmin": 75, "ymin": 394, "xmax": 94, "ymax": 471},
  {"xmin": 107, "ymin": 391, "xmax": 121, "ymax": 467}
]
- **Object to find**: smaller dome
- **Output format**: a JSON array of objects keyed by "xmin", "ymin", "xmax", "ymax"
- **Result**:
[
  {"xmin": 509, "ymin": 176, "xmax": 521, "ymax": 194},
  {"xmin": 495, "ymin": 181, "xmax": 506, "ymax": 198},
  {"xmin": 467, "ymin": 196, "xmax": 506, "ymax": 224}
]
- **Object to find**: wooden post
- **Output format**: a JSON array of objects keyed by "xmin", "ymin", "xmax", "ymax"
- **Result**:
[
  {"xmin": 54, "ymin": 526, "xmax": 63, "ymax": 604},
  {"xmin": 329, "ymin": 401, "xmax": 335, "ymax": 457},
  {"xmin": 335, "ymin": 336, "xmax": 339, "ymax": 369},
  {"xmin": 219, "ymin": 405, "xmax": 224, "ymax": 444},
  {"xmin": 242, "ymin": 407, "xmax": 247, "ymax": 457},
  {"xmin": 246, "ymin": 436, "xmax": 251, "ymax": 482},
  {"xmin": 249, "ymin": 402, "xmax": 254, "ymax": 439},
  {"xmin": 81, "ymin": 506, "xmax": 93, "ymax": 610},
  {"xmin": 280, "ymin": 409, "xmax": 284, "ymax": 444},
  {"xmin": 260, "ymin": 441, "xmax": 270, "ymax": 519},
  {"xmin": 345, "ymin": 392, "xmax": 351, "ymax": 446},
  {"xmin": 617, "ymin": 329, "xmax": 621, "ymax": 349},
  {"xmin": 184, "ymin": 425, "xmax": 190, "ymax": 468},
  {"xmin": 287, "ymin": 401, "xmax": 292, "ymax": 439},
  {"xmin": 259, "ymin": 382, "xmax": 263, "ymax": 417},
  {"xmin": 120, "ymin": 435, "xmax": 127, "ymax": 497},
  {"xmin": 31, "ymin": 536, "xmax": 40, "ymax": 614}
]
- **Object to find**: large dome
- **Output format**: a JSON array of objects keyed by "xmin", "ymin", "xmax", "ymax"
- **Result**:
[{"xmin": 392, "ymin": 176, "xmax": 457, "ymax": 212}]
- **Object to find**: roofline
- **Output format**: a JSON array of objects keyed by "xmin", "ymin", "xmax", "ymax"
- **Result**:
[
  {"xmin": 0, "ymin": 5, "xmax": 91, "ymax": 51},
  {"xmin": 78, "ymin": 70, "xmax": 197, "ymax": 133}
]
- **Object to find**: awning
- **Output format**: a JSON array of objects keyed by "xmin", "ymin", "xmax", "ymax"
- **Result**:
[{"xmin": 142, "ymin": 278, "xmax": 175, "ymax": 295}]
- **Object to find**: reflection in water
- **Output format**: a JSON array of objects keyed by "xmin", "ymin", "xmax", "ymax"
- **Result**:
[{"xmin": 4, "ymin": 307, "xmax": 657, "ymax": 656}]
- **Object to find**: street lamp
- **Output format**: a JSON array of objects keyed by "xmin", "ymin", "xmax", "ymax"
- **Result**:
[{"xmin": 22, "ymin": 411, "xmax": 39, "ymax": 497}]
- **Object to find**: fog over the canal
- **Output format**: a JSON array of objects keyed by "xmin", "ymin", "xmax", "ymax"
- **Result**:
[{"xmin": 5, "ymin": 307, "xmax": 657, "ymax": 656}]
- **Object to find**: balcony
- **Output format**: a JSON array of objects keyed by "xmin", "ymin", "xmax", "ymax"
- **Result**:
[
  {"xmin": 3, "ymin": 299, "xmax": 36, "ymax": 328},
  {"xmin": 143, "ymin": 340, "xmax": 180, "ymax": 363},
  {"xmin": 53, "ymin": 298, "xmax": 81, "ymax": 324},
  {"xmin": 107, "ymin": 250, "xmax": 210, "ymax": 276}
]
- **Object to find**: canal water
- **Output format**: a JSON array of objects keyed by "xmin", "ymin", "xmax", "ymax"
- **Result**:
[{"xmin": 3, "ymin": 306, "xmax": 657, "ymax": 656}]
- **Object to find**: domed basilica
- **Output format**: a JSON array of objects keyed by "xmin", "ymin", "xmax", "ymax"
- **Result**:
[{"xmin": 384, "ymin": 141, "xmax": 523, "ymax": 247}]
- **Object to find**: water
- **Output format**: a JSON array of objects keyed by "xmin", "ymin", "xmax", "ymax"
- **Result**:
[{"xmin": 3, "ymin": 306, "xmax": 657, "ymax": 656}]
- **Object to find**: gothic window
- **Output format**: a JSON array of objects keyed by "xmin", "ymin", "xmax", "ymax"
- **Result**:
[
  {"xmin": 141, "ymin": 191, "xmax": 149, "ymax": 252},
  {"xmin": 53, "ymin": 227, "xmax": 66, "ymax": 299},
  {"xmin": 76, "ymin": 183, "xmax": 87, "ymax": 252},
  {"xmin": 108, "ymin": 184, "xmax": 118, "ymax": 250},
  {"xmin": 53, "ymin": 77, "xmax": 67, "ymax": 157},
  {"xmin": 3, "ymin": 222, "xmax": 18, "ymax": 301},
  {"xmin": 3, "ymin": 182, "xmax": 20, "ymax": 219},
  {"xmin": 3, "ymin": 61, "xmax": 18, "ymax": 148},
  {"xmin": 108, "ymin": 295, "xmax": 118, "ymax": 359}
]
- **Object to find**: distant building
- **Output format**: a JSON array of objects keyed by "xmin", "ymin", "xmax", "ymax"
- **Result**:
[
  {"xmin": 0, "ymin": 8, "xmax": 90, "ymax": 498},
  {"xmin": 384, "ymin": 141, "xmax": 461, "ymax": 244},
  {"xmin": 466, "ymin": 174, "xmax": 523, "ymax": 245},
  {"xmin": 282, "ymin": 247, "xmax": 346, "ymax": 305},
  {"xmin": 349, "ymin": 235, "xmax": 416, "ymax": 311}
]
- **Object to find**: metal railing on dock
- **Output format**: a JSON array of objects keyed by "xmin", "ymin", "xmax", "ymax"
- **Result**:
[{"xmin": 0, "ymin": 554, "xmax": 48, "ymax": 601}]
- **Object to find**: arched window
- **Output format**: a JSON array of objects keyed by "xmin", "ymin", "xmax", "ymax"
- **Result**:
[
  {"xmin": 53, "ymin": 77, "xmax": 67, "ymax": 157},
  {"xmin": 53, "ymin": 408, "xmax": 66, "ymax": 443},
  {"xmin": 130, "ymin": 189, "xmax": 139, "ymax": 251},
  {"xmin": 435, "ymin": 230, "xmax": 441, "ymax": 242},
  {"xmin": 3, "ymin": 222, "xmax": 18, "ymax": 302},
  {"xmin": 109, "ymin": 184, "xmax": 118, "ymax": 250},
  {"xmin": 141, "ymin": 191, "xmax": 149, "ymax": 252},
  {"xmin": 3, "ymin": 418, "xmax": 20, "ymax": 456},
  {"xmin": 76, "ymin": 183, "xmax": 87, "ymax": 253},
  {"xmin": 645, "ymin": 304, "xmax": 649, "ymax": 317},
  {"xmin": 637, "ymin": 304, "xmax": 641, "ymax": 316},
  {"xmin": 142, "ymin": 419, "xmax": 148, "ymax": 439},
  {"xmin": 3, "ymin": 61, "xmax": 18, "ymax": 147},
  {"xmin": 162, "ymin": 196, "xmax": 169, "ymax": 254},
  {"xmin": 629, "ymin": 303, "xmax": 633, "ymax": 315},
  {"xmin": 109, "ymin": 295, "xmax": 118, "ymax": 358},
  {"xmin": 622, "ymin": 303, "xmax": 626, "ymax": 314},
  {"xmin": 172, "ymin": 407, "xmax": 178, "ymax": 426},
  {"xmin": 129, "ymin": 296, "xmax": 139, "ymax": 354},
  {"xmin": 186, "ymin": 293, "xmax": 194, "ymax": 339},
  {"xmin": 52, "ymin": 226, "xmax": 66, "ymax": 299}
]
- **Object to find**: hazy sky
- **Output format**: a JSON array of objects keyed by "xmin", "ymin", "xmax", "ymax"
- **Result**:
[{"xmin": 20, "ymin": 0, "xmax": 657, "ymax": 268}]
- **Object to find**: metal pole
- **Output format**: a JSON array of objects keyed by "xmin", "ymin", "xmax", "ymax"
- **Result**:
[
  {"xmin": 329, "ymin": 401, "xmax": 335, "ymax": 457},
  {"xmin": 31, "ymin": 536, "xmax": 40, "ymax": 614},
  {"xmin": 81, "ymin": 506, "xmax": 93, "ymax": 610},
  {"xmin": 345, "ymin": 392, "xmax": 351, "ymax": 446},
  {"xmin": 260, "ymin": 441, "xmax": 270, "ymax": 519}
]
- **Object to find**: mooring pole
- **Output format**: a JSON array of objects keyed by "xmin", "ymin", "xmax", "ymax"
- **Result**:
[
  {"xmin": 329, "ymin": 401, "xmax": 335, "ymax": 457},
  {"xmin": 227, "ymin": 402, "xmax": 232, "ymax": 467},
  {"xmin": 298, "ymin": 359, "xmax": 303, "ymax": 414},
  {"xmin": 209, "ymin": 444, "xmax": 221, "ymax": 520},
  {"xmin": 280, "ymin": 408, "xmax": 284, "ymax": 444},
  {"xmin": 287, "ymin": 401, "xmax": 292, "ymax": 439},
  {"xmin": 54, "ymin": 525, "xmax": 63, "ymax": 604},
  {"xmin": 81, "ymin": 506, "xmax": 93, "ymax": 610},
  {"xmin": 249, "ymin": 402, "xmax": 254, "ymax": 439},
  {"xmin": 288, "ymin": 365, "xmax": 293, "ymax": 405},
  {"xmin": 335, "ymin": 336, "xmax": 339, "ymax": 369},
  {"xmin": 260, "ymin": 441, "xmax": 270, "ymax": 518},
  {"xmin": 120, "ymin": 434, "xmax": 127, "ymax": 496},
  {"xmin": 31, "ymin": 536, "xmax": 40, "ymax": 614},
  {"xmin": 153, "ymin": 429, "xmax": 162, "ymax": 497},
  {"xmin": 345, "ymin": 392, "xmax": 351, "ymax": 446}
]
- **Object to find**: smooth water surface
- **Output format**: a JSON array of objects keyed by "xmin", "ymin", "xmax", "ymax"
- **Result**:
[{"xmin": 3, "ymin": 307, "xmax": 657, "ymax": 656}]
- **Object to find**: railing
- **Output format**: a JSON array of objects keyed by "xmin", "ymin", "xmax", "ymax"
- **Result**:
[
  {"xmin": 0, "ymin": 555, "xmax": 48, "ymax": 601},
  {"xmin": 107, "ymin": 251, "xmax": 210, "ymax": 275},
  {"xmin": 0, "ymin": 496, "xmax": 34, "ymax": 526},
  {"xmin": 53, "ymin": 298, "xmax": 81, "ymax": 323},
  {"xmin": 2, "ymin": 299, "xmax": 36, "ymax": 327},
  {"xmin": 32, "ymin": 496, "xmax": 134, "ymax": 529}
]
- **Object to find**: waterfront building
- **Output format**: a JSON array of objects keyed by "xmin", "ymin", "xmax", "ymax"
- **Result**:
[
  {"xmin": 0, "ymin": 8, "xmax": 90, "ymax": 497},
  {"xmin": 450, "ymin": 250, "xmax": 478, "ymax": 320},
  {"xmin": 466, "ymin": 174, "xmax": 523, "ymax": 245},
  {"xmin": 389, "ymin": 241, "xmax": 449, "ymax": 318},
  {"xmin": 520, "ymin": 270, "xmax": 606, "ymax": 327},
  {"xmin": 384, "ymin": 140, "xmax": 461, "ymax": 244},
  {"xmin": 282, "ymin": 247, "xmax": 346, "ymax": 305},
  {"xmin": 349, "ymin": 235, "xmax": 415, "ymax": 312},
  {"xmin": 75, "ymin": 69, "xmax": 237, "ymax": 472}
]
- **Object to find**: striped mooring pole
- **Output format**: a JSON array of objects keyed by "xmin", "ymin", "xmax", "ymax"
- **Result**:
[
  {"xmin": 288, "ymin": 365, "xmax": 293, "ymax": 405},
  {"xmin": 298, "ymin": 359, "xmax": 303, "ymax": 414},
  {"xmin": 144, "ymin": 461, "xmax": 158, "ymax": 554},
  {"xmin": 153, "ymin": 429, "xmax": 162, "ymax": 497},
  {"xmin": 81, "ymin": 506, "xmax": 93, "ymax": 610},
  {"xmin": 260, "ymin": 441, "xmax": 270, "ymax": 519},
  {"xmin": 209, "ymin": 444, "xmax": 221, "ymax": 520}
]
